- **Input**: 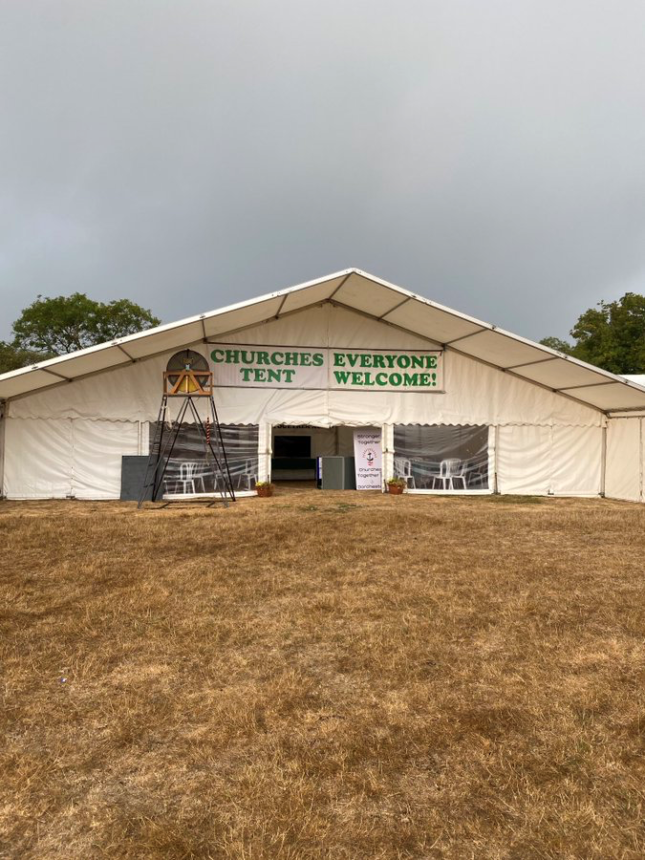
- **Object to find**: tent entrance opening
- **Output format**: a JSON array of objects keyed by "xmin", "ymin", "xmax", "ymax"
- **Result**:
[{"xmin": 271, "ymin": 426, "xmax": 356, "ymax": 484}]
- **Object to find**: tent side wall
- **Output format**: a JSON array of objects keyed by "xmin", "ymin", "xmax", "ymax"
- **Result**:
[
  {"xmin": 496, "ymin": 425, "xmax": 604, "ymax": 496},
  {"xmin": 605, "ymin": 416, "xmax": 644, "ymax": 503},
  {"xmin": 2, "ymin": 414, "xmax": 141, "ymax": 500},
  {"xmin": 2, "ymin": 416, "xmax": 607, "ymax": 501}
]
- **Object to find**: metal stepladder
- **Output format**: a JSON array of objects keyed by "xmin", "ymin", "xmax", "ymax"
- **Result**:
[{"xmin": 137, "ymin": 361, "xmax": 236, "ymax": 509}]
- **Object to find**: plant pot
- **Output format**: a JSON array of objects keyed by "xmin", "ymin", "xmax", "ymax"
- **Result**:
[
  {"xmin": 388, "ymin": 484, "xmax": 404, "ymax": 495},
  {"xmin": 256, "ymin": 486, "xmax": 274, "ymax": 497}
]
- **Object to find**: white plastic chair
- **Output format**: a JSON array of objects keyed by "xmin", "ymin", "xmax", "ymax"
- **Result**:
[
  {"xmin": 239, "ymin": 460, "xmax": 258, "ymax": 490},
  {"xmin": 394, "ymin": 457, "xmax": 416, "ymax": 489},
  {"xmin": 432, "ymin": 458, "xmax": 467, "ymax": 491},
  {"xmin": 177, "ymin": 461, "xmax": 207, "ymax": 494}
]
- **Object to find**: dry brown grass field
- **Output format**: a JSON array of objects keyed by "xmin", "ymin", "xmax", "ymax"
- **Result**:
[{"xmin": 1, "ymin": 489, "xmax": 645, "ymax": 859}]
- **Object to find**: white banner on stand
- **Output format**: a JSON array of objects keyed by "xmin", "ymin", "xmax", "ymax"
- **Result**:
[{"xmin": 353, "ymin": 430, "xmax": 383, "ymax": 490}]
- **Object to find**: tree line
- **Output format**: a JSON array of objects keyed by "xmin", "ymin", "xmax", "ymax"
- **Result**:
[
  {"xmin": 0, "ymin": 293, "xmax": 159, "ymax": 374},
  {"xmin": 0, "ymin": 290, "xmax": 643, "ymax": 377},
  {"xmin": 540, "ymin": 292, "xmax": 645, "ymax": 375}
]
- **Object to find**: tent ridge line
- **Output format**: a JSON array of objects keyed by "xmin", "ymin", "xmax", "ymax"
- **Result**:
[
  {"xmin": 115, "ymin": 343, "xmax": 136, "ymax": 362},
  {"xmin": 40, "ymin": 367, "xmax": 72, "ymax": 382},
  {"xmin": 506, "ymin": 356, "xmax": 559, "ymax": 370},
  {"xmin": 326, "ymin": 273, "xmax": 353, "ymax": 302},
  {"xmin": 560, "ymin": 381, "xmax": 618, "ymax": 391},
  {"xmin": 606, "ymin": 406, "xmax": 645, "ymax": 414},
  {"xmin": 378, "ymin": 296, "xmax": 412, "ymax": 320},
  {"xmin": 443, "ymin": 327, "xmax": 489, "ymax": 346},
  {"xmin": 274, "ymin": 294, "xmax": 289, "ymax": 319}
]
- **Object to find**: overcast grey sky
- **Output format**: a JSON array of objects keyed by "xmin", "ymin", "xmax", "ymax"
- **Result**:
[{"xmin": 2, "ymin": 1, "xmax": 645, "ymax": 343}]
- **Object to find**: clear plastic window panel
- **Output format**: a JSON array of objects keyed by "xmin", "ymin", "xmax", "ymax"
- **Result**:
[
  {"xmin": 149, "ymin": 422, "xmax": 259, "ymax": 494},
  {"xmin": 393, "ymin": 425, "xmax": 489, "ymax": 491}
]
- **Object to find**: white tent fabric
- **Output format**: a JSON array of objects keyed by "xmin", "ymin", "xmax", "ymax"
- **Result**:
[
  {"xmin": 70, "ymin": 420, "xmax": 140, "ymax": 499},
  {"xmin": 497, "ymin": 426, "xmax": 553, "ymax": 495},
  {"xmin": 4, "ymin": 419, "xmax": 74, "ymax": 499},
  {"xmin": 605, "ymin": 417, "xmax": 644, "ymax": 503},
  {"xmin": 496, "ymin": 425, "xmax": 602, "ymax": 496},
  {"xmin": 3, "ymin": 418, "xmax": 140, "ymax": 500},
  {"xmin": 0, "ymin": 269, "xmax": 643, "ymax": 502}
]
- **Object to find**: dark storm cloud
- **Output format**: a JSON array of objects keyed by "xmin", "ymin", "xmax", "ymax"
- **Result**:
[{"xmin": 2, "ymin": 0, "xmax": 645, "ymax": 344}]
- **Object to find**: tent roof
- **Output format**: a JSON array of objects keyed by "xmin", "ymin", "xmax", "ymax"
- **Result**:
[{"xmin": 1, "ymin": 268, "xmax": 644, "ymax": 414}]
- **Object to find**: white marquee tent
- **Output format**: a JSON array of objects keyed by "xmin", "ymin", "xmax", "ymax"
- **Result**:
[{"xmin": 0, "ymin": 269, "xmax": 644, "ymax": 502}]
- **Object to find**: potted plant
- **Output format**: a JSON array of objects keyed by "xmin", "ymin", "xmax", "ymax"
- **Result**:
[
  {"xmin": 386, "ymin": 477, "xmax": 406, "ymax": 495},
  {"xmin": 255, "ymin": 481, "xmax": 275, "ymax": 498}
]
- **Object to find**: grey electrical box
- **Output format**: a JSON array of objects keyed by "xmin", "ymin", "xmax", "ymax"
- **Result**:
[
  {"xmin": 317, "ymin": 456, "xmax": 356, "ymax": 490},
  {"xmin": 121, "ymin": 455, "xmax": 163, "ymax": 501}
]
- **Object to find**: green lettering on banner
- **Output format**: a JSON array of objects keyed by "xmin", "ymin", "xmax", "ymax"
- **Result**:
[{"xmin": 211, "ymin": 345, "xmax": 441, "ymax": 389}]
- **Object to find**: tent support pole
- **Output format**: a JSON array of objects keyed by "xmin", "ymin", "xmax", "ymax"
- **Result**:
[
  {"xmin": 639, "ymin": 418, "xmax": 645, "ymax": 502},
  {"xmin": 0, "ymin": 399, "xmax": 6, "ymax": 499},
  {"xmin": 493, "ymin": 425, "xmax": 500, "ymax": 494},
  {"xmin": 600, "ymin": 423, "xmax": 607, "ymax": 498}
]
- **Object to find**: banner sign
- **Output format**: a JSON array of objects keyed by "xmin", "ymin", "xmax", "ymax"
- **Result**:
[
  {"xmin": 210, "ymin": 345, "xmax": 442, "ymax": 392},
  {"xmin": 353, "ymin": 430, "xmax": 383, "ymax": 490}
]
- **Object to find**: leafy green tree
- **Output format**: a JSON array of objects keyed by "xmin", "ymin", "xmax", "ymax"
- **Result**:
[
  {"xmin": 0, "ymin": 341, "xmax": 53, "ymax": 375},
  {"xmin": 540, "ymin": 292, "xmax": 645, "ymax": 374},
  {"xmin": 90, "ymin": 298, "xmax": 161, "ymax": 343},
  {"xmin": 11, "ymin": 293, "xmax": 160, "ymax": 355},
  {"xmin": 538, "ymin": 336, "xmax": 574, "ymax": 355}
]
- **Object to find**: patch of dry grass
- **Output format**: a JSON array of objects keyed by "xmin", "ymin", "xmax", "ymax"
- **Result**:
[{"xmin": 1, "ymin": 491, "xmax": 645, "ymax": 859}]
